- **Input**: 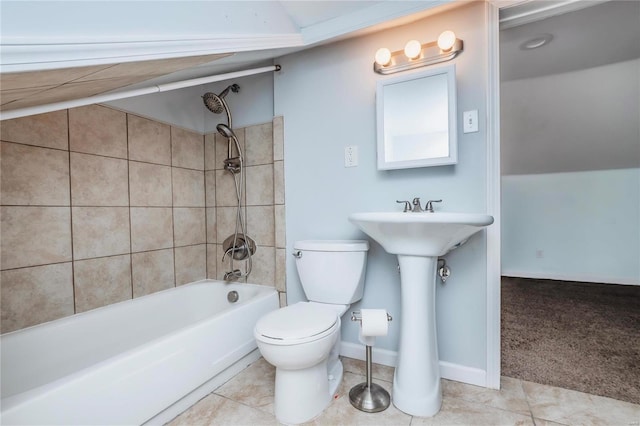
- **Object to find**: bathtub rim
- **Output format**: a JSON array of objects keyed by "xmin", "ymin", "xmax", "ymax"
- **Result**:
[{"xmin": 0, "ymin": 279, "xmax": 275, "ymax": 338}]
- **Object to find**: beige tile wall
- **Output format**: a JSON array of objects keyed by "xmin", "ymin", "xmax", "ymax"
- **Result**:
[
  {"xmin": 205, "ymin": 116, "xmax": 287, "ymax": 306},
  {"xmin": 0, "ymin": 108, "xmax": 287, "ymax": 333}
]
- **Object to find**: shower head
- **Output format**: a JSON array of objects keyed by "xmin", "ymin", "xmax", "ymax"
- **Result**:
[
  {"xmin": 202, "ymin": 84, "xmax": 240, "ymax": 115},
  {"xmin": 216, "ymin": 123, "xmax": 237, "ymax": 139},
  {"xmin": 217, "ymin": 123, "xmax": 243, "ymax": 168},
  {"xmin": 202, "ymin": 92, "xmax": 224, "ymax": 114}
]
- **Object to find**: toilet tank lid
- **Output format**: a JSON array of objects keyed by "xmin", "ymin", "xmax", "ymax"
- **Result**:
[{"xmin": 294, "ymin": 240, "xmax": 369, "ymax": 252}]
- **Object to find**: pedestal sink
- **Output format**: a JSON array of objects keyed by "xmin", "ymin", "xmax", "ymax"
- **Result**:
[{"xmin": 348, "ymin": 211, "xmax": 494, "ymax": 417}]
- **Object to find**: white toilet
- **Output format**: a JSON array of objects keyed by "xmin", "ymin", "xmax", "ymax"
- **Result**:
[{"xmin": 254, "ymin": 239, "xmax": 369, "ymax": 424}]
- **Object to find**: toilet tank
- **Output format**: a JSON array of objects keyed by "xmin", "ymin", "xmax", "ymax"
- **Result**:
[{"xmin": 294, "ymin": 240, "xmax": 369, "ymax": 305}]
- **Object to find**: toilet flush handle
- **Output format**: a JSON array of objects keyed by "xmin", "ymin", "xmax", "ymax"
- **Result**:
[{"xmin": 292, "ymin": 250, "xmax": 302, "ymax": 258}]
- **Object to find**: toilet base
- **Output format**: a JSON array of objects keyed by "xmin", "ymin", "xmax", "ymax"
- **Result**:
[
  {"xmin": 327, "ymin": 355, "xmax": 343, "ymax": 397},
  {"xmin": 274, "ymin": 360, "xmax": 333, "ymax": 424}
]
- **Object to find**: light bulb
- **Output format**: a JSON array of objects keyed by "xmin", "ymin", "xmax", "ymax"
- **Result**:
[
  {"xmin": 404, "ymin": 40, "xmax": 422, "ymax": 60},
  {"xmin": 374, "ymin": 47, "xmax": 392, "ymax": 66},
  {"xmin": 437, "ymin": 30, "xmax": 456, "ymax": 51}
]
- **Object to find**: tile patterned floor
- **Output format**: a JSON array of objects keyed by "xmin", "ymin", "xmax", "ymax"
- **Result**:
[{"xmin": 168, "ymin": 357, "xmax": 640, "ymax": 426}]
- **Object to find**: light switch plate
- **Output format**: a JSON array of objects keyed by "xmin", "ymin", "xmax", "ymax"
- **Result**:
[{"xmin": 463, "ymin": 110, "xmax": 479, "ymax": 133}]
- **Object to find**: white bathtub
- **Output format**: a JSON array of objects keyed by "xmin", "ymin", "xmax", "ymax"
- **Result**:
[{"xmin": 0, "ymin": 280, "xmax": 279, "ymax": 425}]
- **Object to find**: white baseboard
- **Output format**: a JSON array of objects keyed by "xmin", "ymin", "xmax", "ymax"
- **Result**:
[
  {"xmin": 502, "ymin": 270, "xmax": 640, "ymax": 286},
  {"xmin": 340, "ymin": 341, "xmax": 398, "ymax": 367},
  {"xmin": 439, "ymin": 361, "xmax": 486, "ymax": 387},
  {"xmin": 340, "ymin": 341, "xmax": 487, "ymax": 387}
]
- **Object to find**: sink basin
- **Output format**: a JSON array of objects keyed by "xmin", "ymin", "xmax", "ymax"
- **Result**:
[
  {"xmin": 348, "ymin": 211, "xmax": 493, "ymax": 417},
  {"xmin": 348, "ymin": 212, "xmax": 494, "ymax": 257}
]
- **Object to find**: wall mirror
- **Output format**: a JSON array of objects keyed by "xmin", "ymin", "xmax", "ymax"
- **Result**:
[{"xmin": 376, "ymin": 64, "xmax": 457, "ymax": 170}]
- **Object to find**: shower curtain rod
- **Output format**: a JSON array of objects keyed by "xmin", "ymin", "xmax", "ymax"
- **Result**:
[{"xmin": 0, "ymin": 64, "xmax": 281, "ymax": 121}]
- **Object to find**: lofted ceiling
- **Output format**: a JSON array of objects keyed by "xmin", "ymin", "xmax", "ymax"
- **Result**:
[
  {"xmin": 500, "ymin": 0, "xmax": 640, "ymax": 175},
  {"xmin": 500, "ymin": 0, "xmax": 640, "ymax": 81},
  {"xmin": 0, "ymin": 0, "xmax": 458, "ymax": 114}
]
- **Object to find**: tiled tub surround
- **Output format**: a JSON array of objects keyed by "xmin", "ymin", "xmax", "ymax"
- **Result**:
[
  {"xmin": 0, "ymin": 281, "xmax": 279, "ymax": 425},
  {"xmin": 0, "ymin": 106, "xmax": 286, "ymax": 333}
]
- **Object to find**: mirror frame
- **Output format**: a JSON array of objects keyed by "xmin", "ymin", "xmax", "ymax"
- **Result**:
[{"xmin": 376, "ymin": 64, "xmax": 457, "ymax": 170}]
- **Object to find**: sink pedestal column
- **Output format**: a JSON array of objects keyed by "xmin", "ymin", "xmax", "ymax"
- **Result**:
[{"xmin": 392, "ymin": 255, "xmax": 441, "ymax": 417}]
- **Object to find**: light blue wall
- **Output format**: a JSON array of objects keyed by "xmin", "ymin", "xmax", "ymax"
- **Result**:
[
  {"xmin": 274, "ymin": 2, "xmax": 490, "ymax": 369},
  {"xmin": 502, "ymin": 169, "xmax": 640, "ymax": 285},
  {"xmin": 106, "ymin": 70, "xmax": 274, "ymax": 133}
]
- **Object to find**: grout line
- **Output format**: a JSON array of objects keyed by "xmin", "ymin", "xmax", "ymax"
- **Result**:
[
  {"xmin": 74, "ymin": 253, "xmax": 132, "ymax": 263},
  {"xmin": 69, "ymin": 149, "xmax": 128, "ymax": 162},
  {"xmin": 2, "ymin": 204, "xmax": 134, "ymax": 208},
  {"xmin": 204, "ymin": 134, "xmax": 211, "ymax": 280},
  {"xmin": 128, "ymin": 158, "xmax": 172, "ymax": 168},
  {"xmin": 212, "ymin": 393, "xmax": 273, "ymax": 417},
  {"xmin": 126, "ymin": 113, "xmax": 134, "ymax": 300},
  {"xmin": 0, "ymin": 140, "xmax": 69, "ymax": 154},
  {"xmin": 519, "ymin": 379, "xmax": 538, "ymax": 425},
  {"xmin": 0, "ymin": 260, "xmax": 74, "ymax": 273},
  {"xmin": 170, "ymin": 127, "xmax": 177, "ymax": 288},
  {"xmin": 66, "ymin": 109, "xmax": 77, "ymax": 315}
]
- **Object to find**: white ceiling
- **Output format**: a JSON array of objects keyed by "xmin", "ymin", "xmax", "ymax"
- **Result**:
[
  {"xmin": 0, "ymin": 1, "xmax": 457, "ymax": 114},
  {"xmin": 500, "ymin": 0, "xmax": 640, "ymax": 81},
  {"xmin": 281, "ymin": 1, "xmax": 384, "ymax": 28}
]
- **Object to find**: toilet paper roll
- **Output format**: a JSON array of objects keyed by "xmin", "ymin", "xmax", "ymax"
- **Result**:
[
  {"xmin": 358, "ymin": 330, "xmax": 376, "ymax": 347},
  {"xmin": 360, "ymin": 309, "xmax": 389, "ymax": 337}
]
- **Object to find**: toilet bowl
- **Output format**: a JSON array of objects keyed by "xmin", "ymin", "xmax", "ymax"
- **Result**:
[
  {"xmin": 255, "ymin": 302, "xmax": 341, "ymax": 424},
  {"xmin": 253, "ymin": 240, "xmax": 369, "ymax": 424}
]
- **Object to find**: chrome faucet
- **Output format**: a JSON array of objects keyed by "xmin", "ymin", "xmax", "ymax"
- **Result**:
[
  {"xmin": 412, "ymin": 197, "xmax": 424, "ymax": 212},
  {"xmin": 396, "ymin": 198, "xmax": 443, "ymax": 213}
]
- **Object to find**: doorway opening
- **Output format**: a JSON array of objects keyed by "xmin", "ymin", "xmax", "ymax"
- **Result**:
[{"xmin": 497, "ymin": 0, "xmax": 640, "ymax": 404}]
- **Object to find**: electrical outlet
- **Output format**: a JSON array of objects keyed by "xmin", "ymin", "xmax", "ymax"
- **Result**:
[{"xmin": 344, "ymin": 145, "xmax": 358, "ymax": 167}]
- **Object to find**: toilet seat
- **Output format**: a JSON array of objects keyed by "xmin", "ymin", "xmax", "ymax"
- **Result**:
[{"xmin": 255, "ymin": 302, "xmax": 339, "ymax": 346}]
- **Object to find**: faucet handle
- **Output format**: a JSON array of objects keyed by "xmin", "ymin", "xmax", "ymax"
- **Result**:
[
  {"xmin": 396, "ymin": 200, "xmax": 411, "ymax": 212},
  {"xmin": 425, "ymin": 199, "xmax": 442, "ymax": 213}
]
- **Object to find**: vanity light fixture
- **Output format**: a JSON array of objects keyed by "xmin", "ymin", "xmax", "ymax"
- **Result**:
[{"xmin": 374, "ymin": 30, "xmax": 463, "ymax": 75}]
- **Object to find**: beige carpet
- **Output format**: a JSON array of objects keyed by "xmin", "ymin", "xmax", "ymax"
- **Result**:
[{"xmin": 501, "ymin": 277, "xmax": 640, "ymax": 405}]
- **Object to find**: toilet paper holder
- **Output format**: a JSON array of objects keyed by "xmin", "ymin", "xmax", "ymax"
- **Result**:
[
  {"xmin": 351, "ymin": 311, "xmax": 393, "ymax": 322},
  {"xmin": 349, "ymin": 310, "xmax": 392, "ymax": 413}
]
